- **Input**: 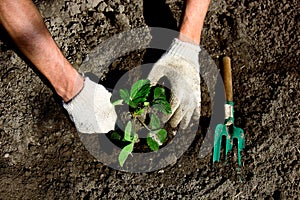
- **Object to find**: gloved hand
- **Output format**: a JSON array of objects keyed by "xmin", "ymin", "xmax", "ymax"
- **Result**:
[
  {"xmin": 147, "ymin": 38, "xmax": 201, "ymax": 129},
  {"xmin": 63, "ymin": 76, "xmax": 117, "ymax": 133}
]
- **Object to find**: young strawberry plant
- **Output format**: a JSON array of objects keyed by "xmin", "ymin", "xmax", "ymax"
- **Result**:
[{"xmin": 112, "ymin": 79, "xmax": 172, "ymax": 167}]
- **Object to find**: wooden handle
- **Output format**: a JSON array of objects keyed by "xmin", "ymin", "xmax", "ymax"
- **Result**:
[{"xmin": 222, "ymin": 56, "xmax": 233, "ymax": 102}]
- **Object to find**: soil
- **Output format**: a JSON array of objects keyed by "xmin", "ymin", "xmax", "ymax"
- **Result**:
[{"xmin": 0, "ymin": 0, "xmax": 299, "ymax": 199}]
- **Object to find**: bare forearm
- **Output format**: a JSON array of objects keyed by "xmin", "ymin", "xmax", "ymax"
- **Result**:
[
  {"xmin": 179, "ymin": 0, "xmax": 211, "ymax": 44},
  {"xmin": 0, "ymin": 0, "xmax": 82, "ymax": 101}
]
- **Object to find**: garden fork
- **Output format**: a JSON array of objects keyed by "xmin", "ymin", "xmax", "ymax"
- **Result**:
[{"xmin": 213, "ymin": 56, "xmax": 245, "ymax": 166}]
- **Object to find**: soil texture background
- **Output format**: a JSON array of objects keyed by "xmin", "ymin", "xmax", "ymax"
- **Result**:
[{"xmin": 0, "ymin": 0, "xmax": 299, "ymax": 199}]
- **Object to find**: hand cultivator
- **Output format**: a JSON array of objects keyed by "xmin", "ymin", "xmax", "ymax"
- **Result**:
[{"xmin": 213, "ymin": 56, "xmax": 245, "ymax": 166}]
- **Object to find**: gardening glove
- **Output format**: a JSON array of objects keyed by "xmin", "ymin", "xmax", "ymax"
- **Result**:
[
  {"xmin": 147, "ymin": 38, "xmax": 201, "ymax": 129},
  {"xmin": 63, "ymin": 76, "xmax": 117, "ymax": 133}
]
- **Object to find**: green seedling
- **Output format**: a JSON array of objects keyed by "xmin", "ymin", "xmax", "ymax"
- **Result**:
[{"xmin": 113, "ymin": 79, "xmax": 171, "ymax": 167}]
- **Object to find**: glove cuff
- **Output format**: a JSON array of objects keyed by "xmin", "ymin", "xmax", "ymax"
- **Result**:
[
  {"xmin": 167, "ymin": 38, "xmax": 201, "ymax": 67},
  {"xmin": 63, "ymin": 77, "xmax": 95, "ymax": 122}
]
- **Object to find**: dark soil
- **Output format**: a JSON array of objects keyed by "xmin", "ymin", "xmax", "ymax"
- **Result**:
[{"xmin": 0, "ymin": 0, "xmax": 299, "ymax": 199}]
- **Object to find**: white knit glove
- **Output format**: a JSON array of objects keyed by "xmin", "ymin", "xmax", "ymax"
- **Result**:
[
  {"xmin": 63, "ymin": 77, "xmax": 117, "ymax": 133},
  {"xmin": 147, "ymin": 38, "xmax": 201, "ymax": 129}
]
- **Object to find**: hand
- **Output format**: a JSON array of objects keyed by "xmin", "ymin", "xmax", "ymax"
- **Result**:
[
  {"xmin": 147, "ymin": 38, "xmax": 201, "ymax": 129},
  {"xmin": 63, "ymin": 77, "xmax": 117, "ymax": 133}
]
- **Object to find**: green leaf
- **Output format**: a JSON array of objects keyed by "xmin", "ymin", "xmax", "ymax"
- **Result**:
[
  {"xmin": 124, "ymin": 121, "xmax": 134, "ymax": 142},
  {"xmin": 147, "ymin": 137, "xmax": 159, "ymax": 152},
  {"xmin": 112, "ymin": 99, "xmax": 123, "ymax": 106},
  {"xmin": 118, "ymin": 143, "xmax": 134, "ymax": 167},
  {"xmin": 147, "ymin": 129, "xmax": 167, "ymax": 152},
  {"xmin": 152, "ymin": 99, "xmax": 172, "ymax": 114},
  {"xmin": 155, "ymin": 129, "xmax": 167, "ymax": 143},
  {"xmin": 128, "ymin": 101, "xmax": 138, "ymax": 109},
  {"xmin": 150, "ymin": 114, "xmax": 160, "ymax": 130},
  {"xmin": 153, "ymin": 87, "xmax": 167, "ymax": 101},
  {"xmin": 135, "ymin": 108, "xmax": 144, "ymax": 116},
  {"xmin": 110, "ymin": 131, "xmax": 121, "ymax": 140},
  {"xmin": 120, "ymin": 89, "xmax": 130, "ymax": 104},
  {"xmin": 130, "ymin": 79, "xmax": 151, "ymax": 104}
]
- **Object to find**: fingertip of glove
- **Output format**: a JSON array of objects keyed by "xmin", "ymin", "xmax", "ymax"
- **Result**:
[{"xmin": 193, "ymin": 107, "xmax": 201, "ymax": 120}]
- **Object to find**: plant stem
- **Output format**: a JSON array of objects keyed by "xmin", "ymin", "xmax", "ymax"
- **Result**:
[{"xmin": 136, "ymin": 116, "xmax": 152, "ymax": 132}]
